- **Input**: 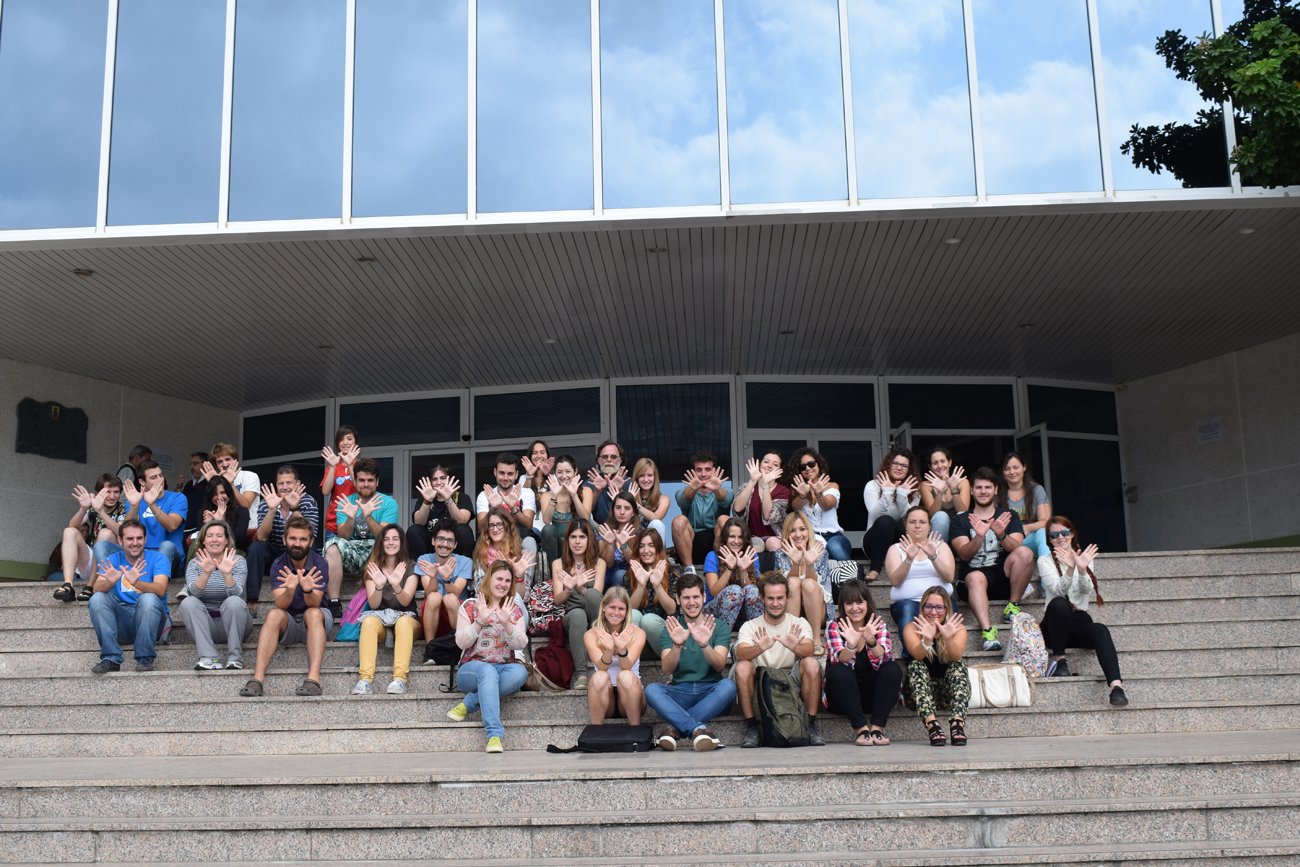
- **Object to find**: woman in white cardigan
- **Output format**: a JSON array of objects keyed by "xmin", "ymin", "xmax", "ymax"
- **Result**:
[
  {"xmin": 1037, "ymin": 515, "xmax": 1127, "ymax": 706},
  {"xmin": 861, "ymin": 447, "xmax": 921, "ymax": 582}
]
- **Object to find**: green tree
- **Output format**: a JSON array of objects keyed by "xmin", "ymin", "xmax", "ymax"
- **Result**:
[{"xmin": 1121, "ymin": 0, "xmax": 1300, "ymax": 188}]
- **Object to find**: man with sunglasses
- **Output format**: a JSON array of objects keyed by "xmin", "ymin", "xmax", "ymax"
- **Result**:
[{"xmin": 950, "ymin": 466, "xmax": 1034, "ymax": 651}]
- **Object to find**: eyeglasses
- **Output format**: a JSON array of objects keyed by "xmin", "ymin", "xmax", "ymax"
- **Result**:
[
  {"xmin": 800, "ymin": 461, "xmax": 818, "ymax": 469},
  {"xmin": 487, "ymin": 522, "xmax": 506, "ymax": 531},
  {"xmin": 1048, "ymin": 529, "xmax": 1072, "ymax": 539},
  {"xmin": 434, "ymin": 537, "xmax": 457, "ymax": 546},
  {"xmin": 921, "ymin": 604, "xmax": 946, "ymax": 612},
  {"xmin": 890, "ymin": 461, "xmax": 910, "ymax": 470}
]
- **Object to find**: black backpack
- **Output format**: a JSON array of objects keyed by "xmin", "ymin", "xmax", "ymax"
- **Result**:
[
  {"xmin": 752, "ymin": 666, "xmax": 811, "ymax": 747},
  {"xmin": 546, "ymin": 724, "xmax": 656, "ymax": 753},
  {"xmin": 426, "ymin": 633, "xmax": 461, "ymax": 693}
]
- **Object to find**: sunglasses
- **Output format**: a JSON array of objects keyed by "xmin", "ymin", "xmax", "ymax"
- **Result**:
[
  {"xmin": 800, "ymin": 461, "xmax": 818, "ymax": 469},
  {"xmin": 1048, "ymin": 529, "xmax": 1072, "ymax": 539}
]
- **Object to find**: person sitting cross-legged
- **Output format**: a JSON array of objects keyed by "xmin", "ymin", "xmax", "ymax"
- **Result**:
[
  {"xmin": 584, "ymin": 586, "xmax": 647, "ymax": 726},
  {"xmin": 734, "ymin": 571, "xmax": 825, "ymax": 748},
  {"xmin": 239, "ymin": 516, "xmax": 333, "ymax": 698},
  {"xmin": 179, "ymin": 519, "xmax": 252, "ymax": 671},
  {"xmin": 87, "ymin": 519, "xmax": 170, "ymax": 673},
  {"xmin": 645, "ymin": 571, "xmax": 736, "ymax": 752}
]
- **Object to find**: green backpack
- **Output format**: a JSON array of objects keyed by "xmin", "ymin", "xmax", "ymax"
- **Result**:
[{"xmin": 752, "ymin": 666, "xmax": 811, "ymax": 747}]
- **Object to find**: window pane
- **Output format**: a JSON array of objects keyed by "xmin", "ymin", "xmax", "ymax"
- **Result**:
[
  {"xmin": 1048, "ymin": 436, "xmax": 1126, "ymax": 553},
  {"xmin": 352, "ymin": 0, "xmax": 467, "ymax": 217},
  {"xmin": 474, "ymin": 388, "xmax": 600, "ymax": 441},
  {"xmin": 410, "ymin": 451, "xmax": 466, "ymax": 511},
  {"xmin": 888, "ymin": 383, "xmax": 1015, "ymax": 430},
  {"xmin": 848, "ymin": 0, "xmax": 974, "ymax": 198},
  {"xmin": 229, "ymin": 0, "xmax": 345, "ymax": 221},
  {"xmin": 340, "ymin": 397, "xmax": 460, "ymax": 447},
  {"xmin": 107, "ymin": 0, "xmax": 225, "ymax": 226},
  {"xmin": 617, "ymin": 382, "xmax": 731, "ymax": 480},
  {"xmin": 0, "ymin": 0, "xmax": 106, "ymax": 230},
  {"xmin": 973, "ymin": 0, "xmax": 1103, "ymax": 194},
  {"xmin": 816, "ymin": 439, "xmax": 875, "ymax": 534},
  {"xmin": 477, "ymin": 0, "xmax": 592, "ymax": 212},
  {"xmin": 242, "ymin": 406, "xmax": 327, "ymax": 461},
  {"xmin": 723, "ymin": 0, "xmax": 848, "ymax": 204},
  {"xmin": 911, "ymin": 433, "xmax": 1015, "ymax": 477},
  {"xmin": 1098, "ymin": 0, "xmax": 1225, "ymax": 190},
  {"xmin": 1028, "ymin": 385, "xmax": 1119, "ymax": 436},
  {"xmin": 599, "ymin": 0, "xmax": 719, "ymax": 209},
  {"xmin": 746, "ymin": 382, "xmax": 875, "ymax": 429}
]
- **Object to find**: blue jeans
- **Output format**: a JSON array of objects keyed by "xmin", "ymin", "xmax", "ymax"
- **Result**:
[
  {"xmin": 94, "ymin": 540, "xmax": 183, "ymax": 580},
  {"xmin": 607, "ymin": 567, "xmax": 628, "ymax": 589},
  {"xmin": 822, "ymin": 531, "xmax": 852, "ymax": 561},
  {"xmin": 890, "ymin": 598, "xmax": 921, "ymax": 638},
  {"xmin": 245, "ymin": 540, "xmax": 278, "ymax": 602},
  {"xmin": 456, "ymin": 661, "xmax": 528, "ymax": 739},
  {"xmin": 645, "ymin": 679, "xmax": 737, "ymax": 735},
  {"xmin": 88, "ymin": 592, "xmax": 165, "ymax": 663},
  {"xmin": 930, "ymin": 511, "xmax": 951, "ymax": 542}
]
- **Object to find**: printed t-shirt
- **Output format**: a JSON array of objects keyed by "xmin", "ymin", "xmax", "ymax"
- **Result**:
[
  {"xmin": 321, "ymin": 466, "xmax": 356, "ymax": 534},
  {"xmin": 339, "ymin": 493, "xmax": 399, "ymax": 540},
  {"xmin": 951, "ymin": 509, "xmax": 1025, "ymax": 569},
  {"xmin": 138, "ymin": 490, "xmax": 187, "ymax": 551}
]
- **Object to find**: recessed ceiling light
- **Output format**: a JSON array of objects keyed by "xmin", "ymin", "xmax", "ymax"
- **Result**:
[
  {"xmin": 1237, "ymin": 227, "xmax": 1256, "ymax": 235},
  {"xmin": 779, "ymin": 329, "xmax": 796, "ymax": 335},
  {"xmin": 648, "ymin": 247, "xmax": 667, "ymax": 254},
  {"xmin": 316, "ymin": 344, "xmax": 333, "ymax": 350},
  {"xmin": 1018, "ymin": 322, "xmax": 1035, "ymax": 329},
  {"xmin": 943, "ymin": 238, "xmax": 962, "ymax": 245},
  {"xmin": 71, "ymin": 268, "xmax": 94, "ymax": 276},
  {"xmin": 354, "ymin": 254, "xmax": 377, "ymax": 262},
  {"xmin": 544, "ymin": 338, "xmax": 558, "ymax": 344}
]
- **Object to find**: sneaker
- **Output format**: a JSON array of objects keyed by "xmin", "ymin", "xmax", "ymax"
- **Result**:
[
  {"xmin": 1049, "ymin": 659, "xmax": 1071, "ymax": 678},
  {"xmin": 657, "ymin": 728, "xmax": 680, "ymax": 751},
  {"xmin": 328, "ymin": 598, "xmax": 343, "ymax": 620},
  {"xmin": 692, "ymin": 728, "xmax": 719, "ymax": 751},
  {"xmin": 1002, "ymin": 602, "xmax": 1021, "ymax": 623},
  {"xmin": 194, "ymin": 658, "xmax": 222, "ymax": 671},
  {"xmin": 485, "ymin": 736, "xmax": 504, "ymax": 753},
  {"xmin": 422, "ymin": 642, "xmax": 438, "ymax": 666},
  {"xmin": 741, "ymin": 724, "xmax": 761, "ymax": 748},
  {"xmin": 573, "ymin": 675, "xmax": 589, "ymax": 690},
  {"xmin": 981, "ymin": 628, "xmax": 1001, "ymax": 652},
  {"xmin": 447, "ymin": 702, "xmax": 469, "ymax": 722},
  {"xmin": 1109, "ymin": 686, "xmax": 1129, "ymax": 707},
  {"xmin": 351, "ymin": 680, "xmax": 373, "ymax": 695},
  {"xmin": 386, "ymin": 679, "xmax": 407, "ymax": 695},
  {"xmin": 174, "ymin": 588, "xmax": 189, "ymax": 602},
  {"xmin": 225, "ymin": 659, "xmax": 243, "ymax": 670},
  {"xmin": 135, "ymin": 659, "xmax": 155, "ymax": 672},
  {"xmin": 91, "ymin": 660, "xmax": 120, "ymax": 674},
  {"xmin": 1020, "ymin": 582, "xmax": 1037, "ymax": 600},
  {"xmin": 808, "ymin": 722, "xmax": 826, "ymax": 747}
]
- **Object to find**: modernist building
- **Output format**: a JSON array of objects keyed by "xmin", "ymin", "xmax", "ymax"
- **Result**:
[{"xmin": 1, "ymin": 0, "xmax": 1298, "ymax": 573}]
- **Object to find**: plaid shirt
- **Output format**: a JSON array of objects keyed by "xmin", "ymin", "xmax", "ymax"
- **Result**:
[{"xmin": 822, "ymin": 618, "xmax": 893, "ymax": 709}]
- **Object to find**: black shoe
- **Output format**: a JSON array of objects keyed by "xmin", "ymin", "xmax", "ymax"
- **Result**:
[
  {"xmin": 1110, "ymin": 686, "xmax": 1129, "ymax": 707},
  {"xmin": 741, "ymin": 724, "xmax": 761, "ymax": 748},
  {"xmin": 91, "ymin": 660, "xmax": 120, "ymax": 674},
  {"xmin": 422, "ymin": 641, "xmax": 438, "ymax": 666},
  {"xmin": 1050, "ymin": 659, "xmax": 1071, "ymax": 678},
  {"xmin": 329, "ymin": 598, "xmax": 343, "ymax": 620},
  {"xmin": 808, "ymin": 722, "xmax": 826, "ymax": 747},
  {"xmin": 135, "ymin": 659, "xmax": 155, "ymax": 672}
]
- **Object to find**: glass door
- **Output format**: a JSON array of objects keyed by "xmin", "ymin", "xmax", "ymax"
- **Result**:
[{"xmin": 1013, "ymin": 423, "xmax": 1051, "ymax": 499}]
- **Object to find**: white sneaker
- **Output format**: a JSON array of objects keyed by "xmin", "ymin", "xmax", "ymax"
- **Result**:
[
  {"xmin": 193, "ymin": 658, "xmax": 221, "ymax": 671},
  {"xmin": 386, "ymin": 679, "xmax": 407, "ymax": 694},
  {"xmin": 351, "ymin": 680, "xmax": 373, "ymax": 695},
  {"xmin": 1021, "ymin": 582, "xmax": 1038, "ymax": 600}
]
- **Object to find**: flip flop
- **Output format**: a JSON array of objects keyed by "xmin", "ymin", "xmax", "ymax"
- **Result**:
[
  {"xmin": 854, "ymin": 728, "xmax": 871, "ymax": 746},
  {"xmin": 295, "ymin": 678, "xmax": 322, "ymax": 696},
  {"xmin": 239, "ymin": 679, "xmax": 263, "ymax": 697},
  {"xmin": 869, "ymin": 730, "xmax": 890, "ymax": 746},
  {"xmin": 52, "ymin": 582, "xmax": 75, "ymax": 603}
]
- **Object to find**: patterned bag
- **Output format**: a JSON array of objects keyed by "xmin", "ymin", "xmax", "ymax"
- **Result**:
[
  {"xmin": 1004, "ymin": 610, "xmax": 1049, "ymax": 678},
  {"xmin": 827, "ymin": 559, "xmax": 861, "ymax": 605},
  {"xmin": 333, "ymin": 593, "xmax": 370, "ymax": 642}
]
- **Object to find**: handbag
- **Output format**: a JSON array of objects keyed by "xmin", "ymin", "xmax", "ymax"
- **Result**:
[
  {"xmin": 546, "ymin": 724, "xmax": 656, "ymax": 753},
  {"xmin": 967, "ymin": 662, "xmax": 1036, "ymax": 708}
]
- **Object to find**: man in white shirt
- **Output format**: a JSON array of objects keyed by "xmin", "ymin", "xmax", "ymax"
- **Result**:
[
  {"xmin": 203, "ymin": 443, "xmax": 261, "ymax": 528},
  {"xmin": 734, "ymin": 572, "xmax": 824, "ymax": 747},
  {"xmin": 475, "ymin": 452, "xmax": 538, "ymax": 552}
]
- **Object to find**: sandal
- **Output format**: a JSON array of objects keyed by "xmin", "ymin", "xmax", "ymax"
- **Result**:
[
  {"xmin": 239, "ymin": 679, "xmax": 263, "ymax": 697},
  {"xmin": 77, "ymin": 585, "xmax": 95, "ymax": 601},
  {"xmin": 854, "ymin": 727, "xmax": 871, "ymax": 746},
  {"xmin": 925, "ymin": 717, "xmax": 946, "ymax": 747},
  {"xmin": 864, "ymin": 570, "xmax": 879, "ymax": 583},
  {"xmin": 869, "ymin": 729, "xmax": 890, "ymax": 746},
  {"xmin": 53, "ymin": 582, "xmax": 75, "ymax": 603},
  {"xmin": 295, "ymin": 678, "xmax": 322, "ymax": 696},
  {"xmin": 949, "ymin": 718, "xmax": 967, "ymax": 747}
]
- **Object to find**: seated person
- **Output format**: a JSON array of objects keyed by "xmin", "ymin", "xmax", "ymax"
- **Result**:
[
  {"xmin": 1038, "ymin": 516, "xmax": 1127, "ymax": 706},
  {"xmin": 734, "ymin": 571, "xmax": 825, "ymax": 748},
  {"xmin": 862, "ymin": 448, "xmax": 921, "ymax": 582},
  {"xmin": 732, "ymin": 452, "xmax": 788, "ymax": 554},
  {"xmin": 178, "ymin": 451, "xmax": 208, "ymax": 535},
  {"xmin": 202, "ymin": 442, "xmax": 261, "ymax": 521},
  {"xmin": 472, "ymin": 505, "xmax": 536, "ymax": 605},
  {"xmin": 476, "ymin": 452, "xmax": 538, "ymax": 550},
  {"xmin": 540, "ymin": 455, "xmax": 590, "ymax": 562},
  {"xmin": 417, "ymin": 518, "xmax": 474, "ymax": 664},
  {"xmin": 950, "ymin": 467, "xmax": 1034, "ymax": 652},
  {"xmin": 582, "ymin": 440, "xmax": 634, "ymax": 527},
  {"xmin": 902, "ymin": 586, "xmax": 969, "ymax": 747},
  {"xmin": 672, "ymin": 450, "xmax": 733, "ymax": 568},
  {"xmin": 521, "ymin": 439, "xmax": 555, "ymax": 529},
  {"xmin": 352, "ymin": 524, "xmax": 419, "ymax": 696},
  {"xmin": 239, "ymin": 517, "xmax": 333, "ymax": 697},
  {"xmin": 52, "ymin": 474, "xmax": 125, "ymax": 603},
  {"xmin": 182, "ymin": 476, "xmax": 249, "ymax": 562},
  {"xmin": 629, "ymin": 458, "xmax": 670, "ymax": 543},
  {"xmin": 320, "ymin": 425, "xmax": 360, "ymax": 540},
  {"xmin": 324, "ymin": 457, "xmax": 399, "ymax": 620},
  {"xmin": 87, "ymin": 519, "xmax": 170, "ymax": 673},
  {"xmin": 920, "ymin": 447, "xmax": 968, "ymax": 542},
  {"xmin": 584, "ymin": 587, "xmax": 647, "ymax": 726},
  {"xmin": 626, "ymin": 527, "xmax": 679, "ymax": 659},
  {"xmin": 552, "ymin": 521, "xmax": 607, "ymax": 690},
  {"xmin": 597, "ymin": 492, "xmax": 640, "ymax": 588},
  {"xmin": 884, "ymin": 506, "xmax": 956, "ymax": 634},
  {"xmin": 109, "ymin": 460, "xmax": 186, "ymax": 580},
  {"xmin": 179, "ymin": 519, "xmax": 252, "ymax": 671},
  {"xmin": 823, "ymin": 579, "xmax": 902, "ymax": 746},
  {"xmin": 773, "ymin": 511, "xmax": 831, "ymax": 655},
  {"xmin": 408, "ymin": 464, "xmax": 475, "ymax": 559},
  {"xmin": 645, "ymin": 572, "xmax": 736, "ymax": 752},
  {"xmin": 247, "ymin": 466, "xmax": 319, "ymax": 615},
  {"xmin": 703, "ymin": 518, "xmax": 762, "ymax": 629},
  {"xmin": 787, "ymin": 448, "xmax": 851, "ymax": 561},
  {"xmin": 1002, "ymin": 452, "xmax": 1052, "ymax": 559}
]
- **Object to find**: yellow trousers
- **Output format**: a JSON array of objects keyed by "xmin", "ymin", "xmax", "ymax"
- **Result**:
[{"xmin": 359, "ymin": 615, "xmax": 418, "ymax": 683}]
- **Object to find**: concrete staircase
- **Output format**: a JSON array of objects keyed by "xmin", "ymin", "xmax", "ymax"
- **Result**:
[{"xmin": 0, "ymin": 548, "xmax": 1297, "ymax": 865}]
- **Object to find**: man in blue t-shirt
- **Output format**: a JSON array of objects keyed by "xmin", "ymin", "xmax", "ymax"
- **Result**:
[
  {"xmin": 87, "ymin": 519, "xmax": 170, "ymax": 672},
  {"xmin": 672, "ymin": 450, "xmax": 733, "ymax": 567},
  {"xmin": 97, "ymin": 459, "xmax": 187, "ymax": 580}
]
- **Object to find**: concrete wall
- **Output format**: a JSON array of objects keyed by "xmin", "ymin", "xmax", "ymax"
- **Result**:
[
  {"xmin": 0, "ymin": 358, "xmax": 239, "ymax": 568},
  {"xmin": 1119, "ymin": 332, "xmax": 1300, "ymax": 551}
]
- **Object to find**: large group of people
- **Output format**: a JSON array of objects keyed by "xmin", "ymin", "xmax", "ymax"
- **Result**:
[{"xmin": 51, "ymin": 436, "xmax": 1126, "ymax": 752}]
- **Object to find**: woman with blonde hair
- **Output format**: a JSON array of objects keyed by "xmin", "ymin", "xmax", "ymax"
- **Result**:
[
  {"xmin": 629, "ymin": 458, "xmax": 669, "ymax": 543},
  {"xmin": 774, "ymin": 510, "xmax": 831, "ymax": 654},
  {"xmin": 584, "ymin": 586, "xmax": 647, "ymax": 725},
  {"xmin": 351, "ymin": 524, "xmax": 419, "ymax": 696},
  {"xmin": 902, "ymin": 586, "xmax": 969, "ymax": 747}
]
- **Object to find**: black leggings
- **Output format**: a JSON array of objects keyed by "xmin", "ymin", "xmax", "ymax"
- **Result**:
[
  {"xmin": 1040, "ymin": 596, "xmax": 1122, "ymax": 684},
  {"xmin": 864, "ymin": 515, "xmax": 900, "ymax": 572},
  {"xmin": 823, "ymin": 657, "xmax": 904, "ymax": 730}
]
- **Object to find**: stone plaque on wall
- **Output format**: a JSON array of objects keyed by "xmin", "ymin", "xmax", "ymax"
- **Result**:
[{"xmin": 15, "ymin": 397, "xmax": 88, "ymax": 463}]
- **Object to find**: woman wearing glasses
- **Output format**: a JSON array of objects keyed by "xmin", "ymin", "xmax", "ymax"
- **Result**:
[
  {"xmin": 1037, "ymin": 516, "xmax": 1127, "ymax": 706},
  {"xmin": 863, "ymin": 448, "xmax": 921, "ymax": 582},
  {"xmin": 902, "ymin": 586, "xmax": 969, "ymax": 747},
  {"xmin": 786, "ymin": 448, "xmax": 852, "ymax": 562}
]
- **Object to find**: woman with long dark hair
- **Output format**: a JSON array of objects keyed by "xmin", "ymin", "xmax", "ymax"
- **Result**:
[
  {"xmin": 862, "ymin": 447, "xmax": 921, "ymax": 581},
  {"xmin": 352, "ymin": 524, "xmax": 419, "ymax": 696},
  {"xmin": 786, "ymin": 448, "xmax": 851, "ymax": 561},
  {"xmin": 1000, "ymin": 452, "xmax": 1051, "ymax": 559},
  {"xmin": 822, "ymin": 578, "xmax": 903, "ymax": 745}
]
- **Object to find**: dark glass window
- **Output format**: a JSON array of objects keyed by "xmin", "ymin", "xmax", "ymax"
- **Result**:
[
  {"xmin": 1028, "ymin": 385, "xmax": 1119, "ymax": 436},
  {"xmin": 474, "ymin": 388, "xmax": 600, "ymax": 441},
  {"xmin": 243, "ymin": 406, "xmax": 327, "ymax": 460},
  {"xmin": 340, "ymin": 397, "xmax": 460, "ymax": 447},
  {"xmin": 888, "ymin": 383, "xmax": 1015, "ymax": 430},
  {"xmin": 617, "ymin": 383, "xmax": 731, "ymax": 480},
  {"xmin": 911, "ymin": 434, "xmax": 1016, "ymax": 478},
  {"xmin": 816, "ymin": 439, "xmax": 875, "ymax": 535},
  {"xmin": 746, "ymin": 382, "xmax": 875, "ymax": 429},
  {"xmin": 1046, "ymin": 437, "xmax": 1126, "ymax": 553}
]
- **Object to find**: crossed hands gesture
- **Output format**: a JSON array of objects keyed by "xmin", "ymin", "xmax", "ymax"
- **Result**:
[
  {"xmin": 971, "ymin": 511, "xmax": 1012, "ymax": 540},
  {"xmin": 684, "ymin": 469, "xmax": 728, "ymax": 493},
  {"xmin": 877, "ymin": 471, "xmax": 918, "ymax": 497},
  {"xmin": 99, "ymin": 559, "xmax": 145, "ymax": 591},
  {"xmin": 599, "ymin": 522, "xmax": 634, "ymax": 549},
  {"xmin": 322, "ymin": 445, "xmax": 360, "ymax": 468},
  {"xmin": 278, "ymin": 566, "xmax": 324, "ymax": 594},
  {"xmin": 197, "ymin": 548, "xmax": 238, "ymax": 576},
  {"xmin": 366, "ymin": 561, "xmax": 407, "ymax": 589},
  {"xmin": 508, "ymin": 550, "xmax": 536, "ymax": 578},
  {"xmin": 417, "ymin": 556, "xmax": 457, "ymax": 584},
  {"xmin": 720, "ymin": 544, "xmax": 757, "ymax": 574},
  {"xmin": 477, "ymin": 597, "xmax": 523, "ymax": 627},
  {"xmin": 335, "ymin": 495, "xmax": 360, "ymax": 521},
  {"xmin": 521, "ymin": 455, "xmax": 555, "ymax": 479},
  {"xmin": 752, "ymin": 625, "xmax": 800, "ymax": 653},
  {"xmin": 900, "ymin": 531, "xmax": 944, "ymax": 561},
  {"xmin": 837, "ymin": 614, "xmax": 884, "ymax": 650}
]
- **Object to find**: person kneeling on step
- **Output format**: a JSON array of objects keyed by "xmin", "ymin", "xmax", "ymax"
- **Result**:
[
  {"xmin": 734, "ymin": 571, "xmax": 824, "ymax": 747},
  {"xmin": 179, "ymin": 519, "xmax": 252, "ymax": 671},
  {"xmin": 584, "ymin": 586, "xmax": 647, "ymax": 726},
  {"xmin": 645, "ymin": 571, "xmax": 735, "ymax": 752},
  {"xmin": 239, "ymin": 517, "xmax": 333, "ymax": 697},
  {"xmin": 902, "ymin": 586, "xmax": 969, "ymax": 747},
  {"xmin": 352, "ymin": 524, "xmax": 419, "ymax": 696},
  {"xmin": 447, "ymin": 561, "xmax": 530, "ymax": 753},
  {"xmin": 88, "ymin": 519, "xmax": 170, "ymax": 673}
]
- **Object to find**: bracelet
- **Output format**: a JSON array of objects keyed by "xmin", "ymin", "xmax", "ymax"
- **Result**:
[
  {"xmin": 618, "ymin": 649, "xmax": 629, "ymax": 658},
  {"xmin": 673, "ymin": 643, "xmax": 685, "ymax": 651}
]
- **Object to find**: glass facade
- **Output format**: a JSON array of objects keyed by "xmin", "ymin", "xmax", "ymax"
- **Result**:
[
  {"xmin": 474, "ymin": 387, "xmax": 600, "ymax": 441},
  {"xmin": 888, "ymin": 383, "xmax": 1016, "ymax": 431},
  {"xmin": 339, "ymin": 397, "xmax": 461, "ymax": 447},
  {"xmin": 746, "ymin": 382, "xmax": 875, "ymax": 429},
  {"xmin": 617, "ymin": 382, "xmax": 731, "ymax": 480},
  {"xmin": 242, "ymin": 406, "xmax": 328, "ymax": 461}
]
